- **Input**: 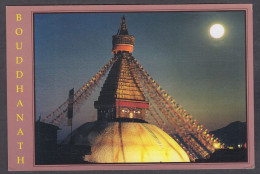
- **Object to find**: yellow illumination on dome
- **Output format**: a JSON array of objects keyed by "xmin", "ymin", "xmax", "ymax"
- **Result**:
[{"xmin": 84, "ymin": 122, "xmax": 190, "ymax": 163}]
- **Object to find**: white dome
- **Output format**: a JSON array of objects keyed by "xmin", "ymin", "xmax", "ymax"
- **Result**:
[{"xmin": 82, "ymin": 122, "xmax": 190, "ymax": 163}]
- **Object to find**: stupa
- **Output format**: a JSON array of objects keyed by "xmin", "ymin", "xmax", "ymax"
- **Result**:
[{"xmin": 71, "ymin": 16, "xmax": 190, "ymax": 163}]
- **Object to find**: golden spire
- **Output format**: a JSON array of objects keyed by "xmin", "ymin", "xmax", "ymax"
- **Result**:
[
  {"xmin": 112, "ymin": 16, "xmax": 135, "ymax": 54},
  {"xmin": 117, "ymin": 16, "xmax": 129, "ymax": 35}
]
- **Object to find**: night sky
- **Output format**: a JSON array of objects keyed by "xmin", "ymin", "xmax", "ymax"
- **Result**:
[{"xmin": 34, "ymin": 12, "xmax": 246, "ymax": 140}]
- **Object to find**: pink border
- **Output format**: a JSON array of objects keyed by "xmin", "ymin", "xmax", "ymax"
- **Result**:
[{"xmin": 6, "ymin": 4, "xmax": 254, "ymax": 171}]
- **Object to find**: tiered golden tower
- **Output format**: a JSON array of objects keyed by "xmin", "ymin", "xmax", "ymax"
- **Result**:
[{"xmin": 94, "ymin": 16, "xmax": 149, "ymax": 121}]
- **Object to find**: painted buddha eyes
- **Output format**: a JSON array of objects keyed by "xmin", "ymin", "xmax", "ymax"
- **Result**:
[
  {"xmin": 121, "ymin": 108, "xmax": 129, "ymax": 113},
  {"xmin": 134, "ymin": 110, "xmax": 141, "ymax": 114},
  {"xmin": 121, "ymin": 108, "xmax": 141, "ymax": 114}
]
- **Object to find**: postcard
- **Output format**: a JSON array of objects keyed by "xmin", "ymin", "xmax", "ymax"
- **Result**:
[{"xmin": 6, "ymin": 4, "xmax": 254, "ymax": 171}]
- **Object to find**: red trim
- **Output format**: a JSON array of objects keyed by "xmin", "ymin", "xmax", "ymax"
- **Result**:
[{"xmin": 116, "ymin": 100, "xmax": 149, "ymax": 108}]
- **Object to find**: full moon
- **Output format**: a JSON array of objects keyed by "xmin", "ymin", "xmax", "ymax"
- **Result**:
[{"xmin": 209, "ymin": 24, "xmax": 225, "ymax": 39}]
